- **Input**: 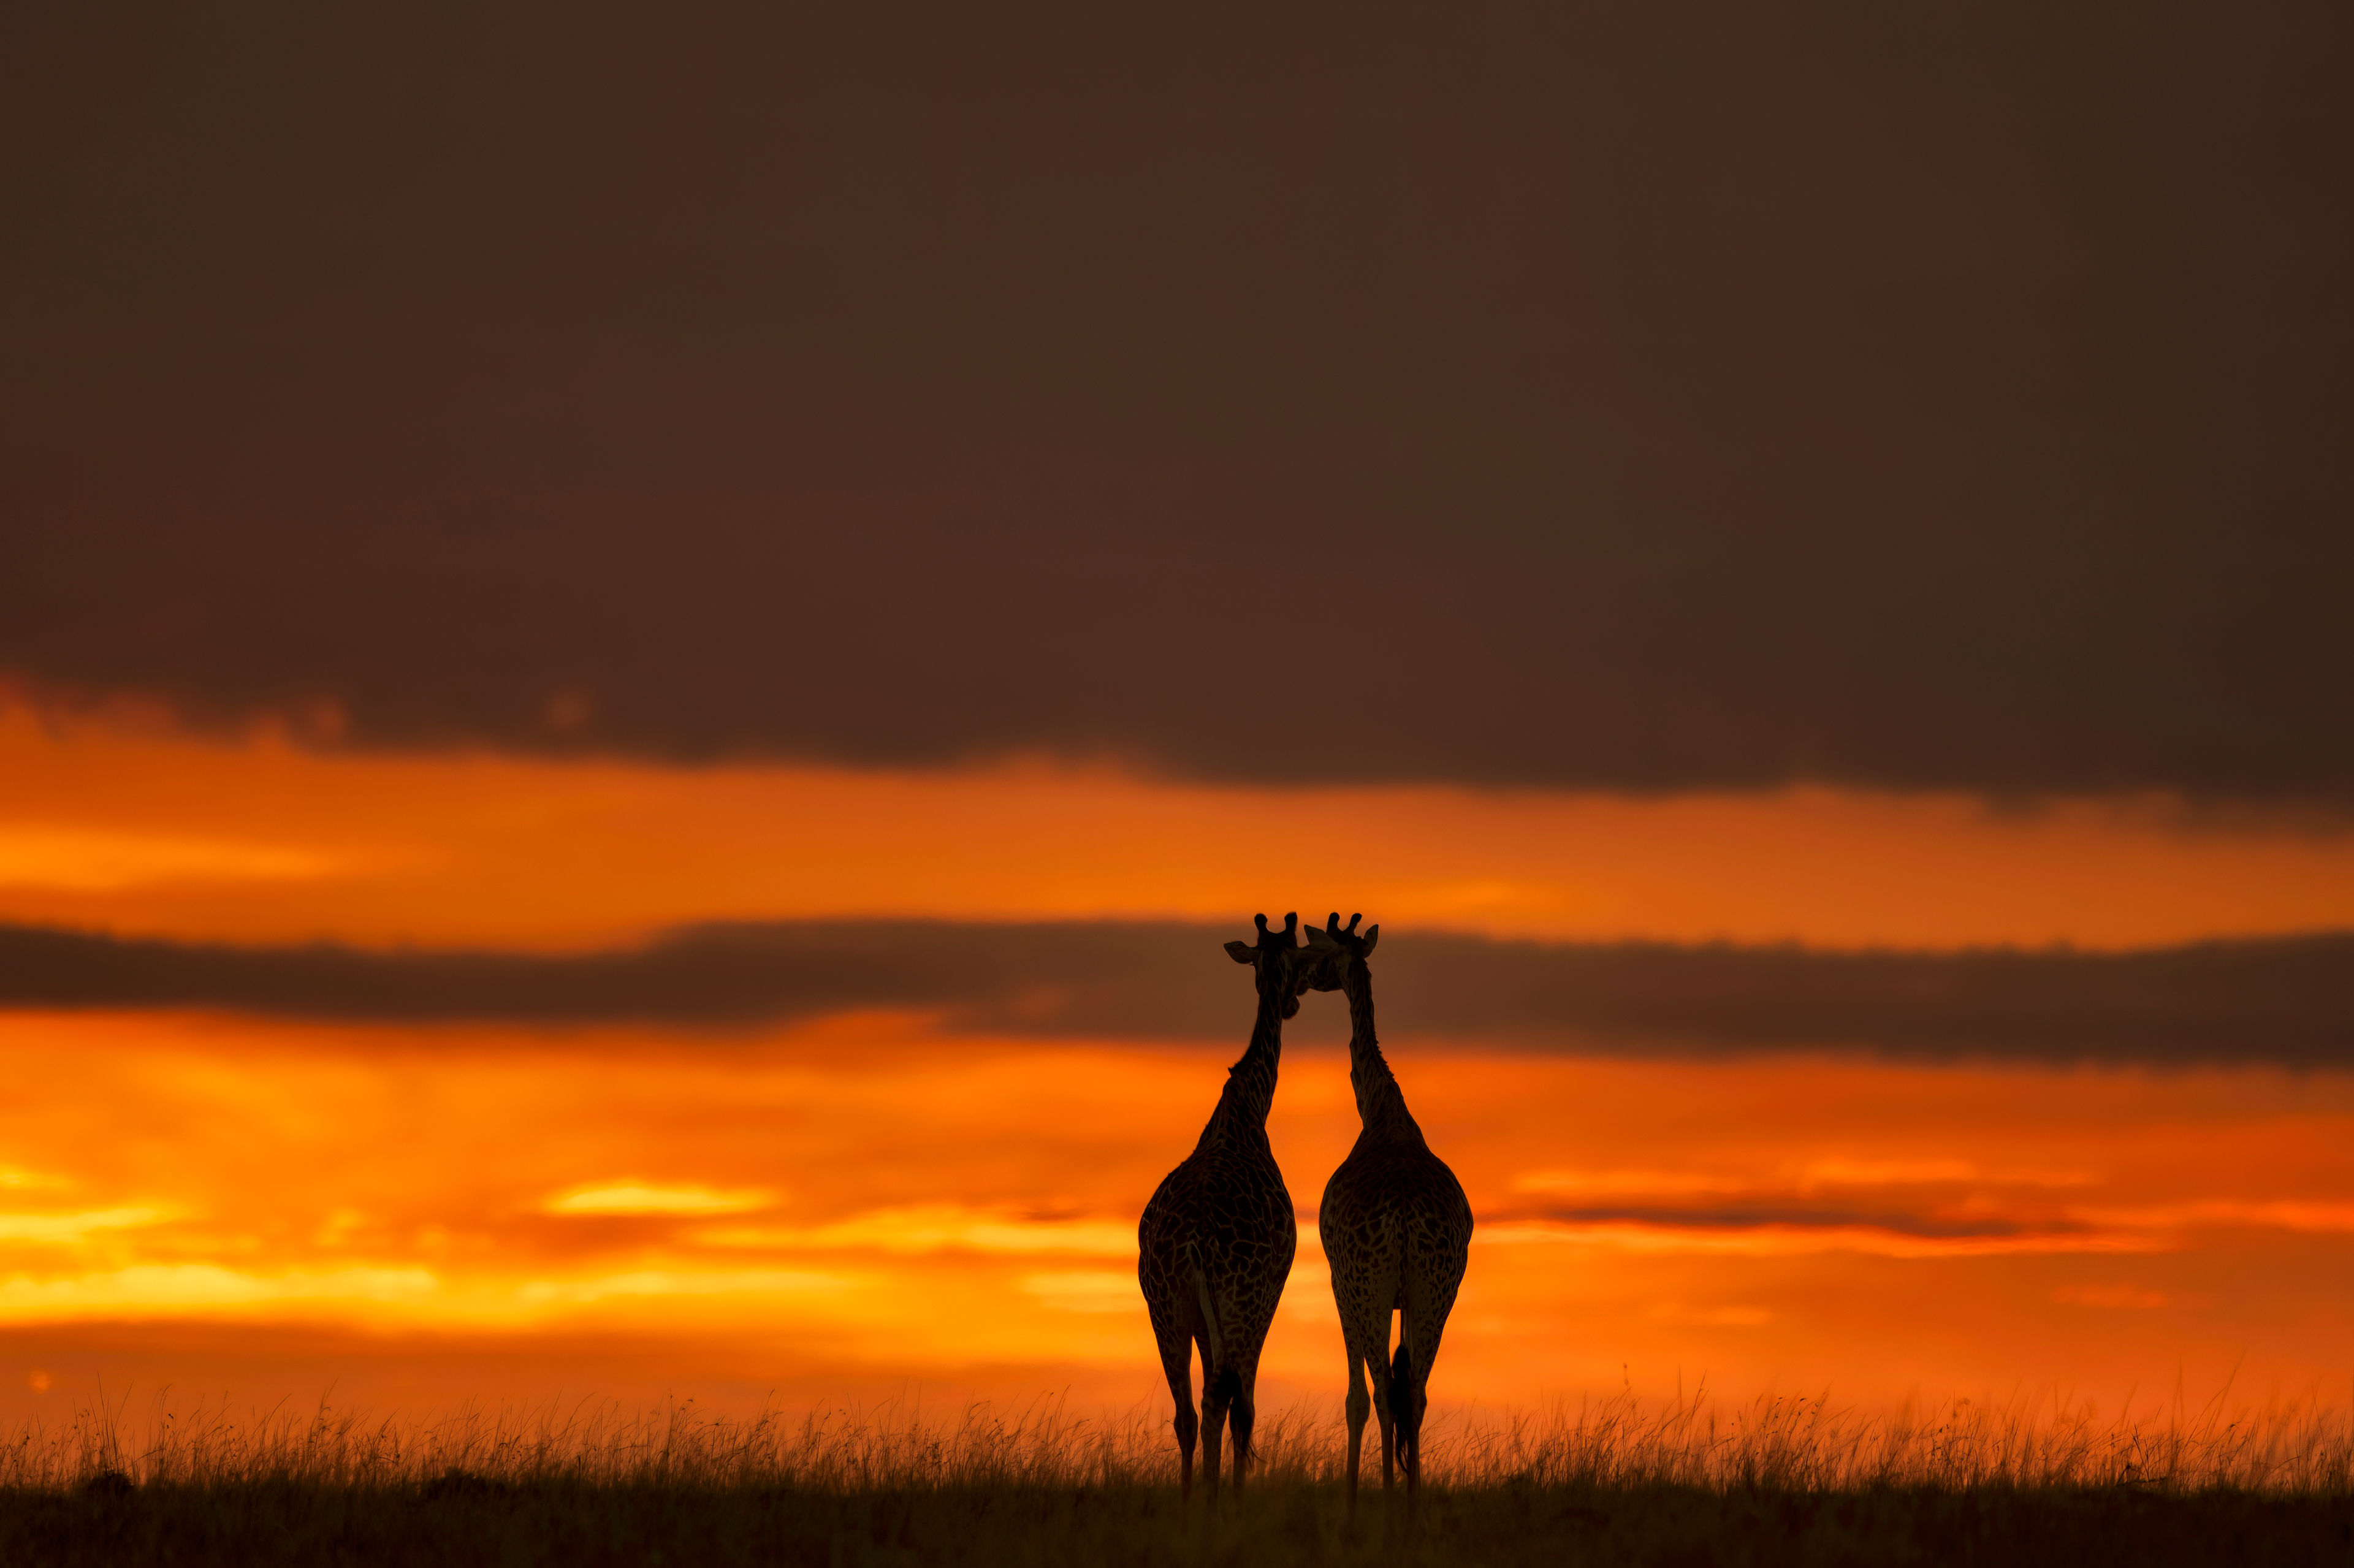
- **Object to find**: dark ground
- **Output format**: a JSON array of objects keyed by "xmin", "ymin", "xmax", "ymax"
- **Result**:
[{"xmin": 4, "ymin": 1475, "xmax": 2351, "ymax": 1567}]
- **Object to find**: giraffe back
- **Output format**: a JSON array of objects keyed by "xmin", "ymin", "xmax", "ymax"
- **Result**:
[
  {"xmin": 1318, "ymin": 1131, "xmax": 1471, "ymax": 1327},
  {"xmin": 1139, "ymin": 1129, "xmax": 1297, "ymax": 1379}
]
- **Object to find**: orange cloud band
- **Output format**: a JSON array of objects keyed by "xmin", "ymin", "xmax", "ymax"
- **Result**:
[{"xmin": 4, "ymin": 704, "xmax": 2354, "ymax": 952}]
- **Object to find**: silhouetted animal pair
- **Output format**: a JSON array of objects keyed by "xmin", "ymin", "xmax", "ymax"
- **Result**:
[{"xmin": 1135, "ymin": 911, "xmax": 1473, "ymax": 1527}]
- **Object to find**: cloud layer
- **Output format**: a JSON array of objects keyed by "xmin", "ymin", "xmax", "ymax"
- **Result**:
[
  {"xmin": 4, "ymin": 4, "xmax": 2348, "ymax": 799},
  {"xmin": 3, "ymin": 919, "xmax": 2347, "ymax": 1066}
]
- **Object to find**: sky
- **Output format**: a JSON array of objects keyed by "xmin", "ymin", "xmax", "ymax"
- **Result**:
[{"xmin": 1, "ymin": 1, "xmax": 2351, "ymax": 1431}]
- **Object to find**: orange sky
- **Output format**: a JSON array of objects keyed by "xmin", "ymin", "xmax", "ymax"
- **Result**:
[
  {"xmin": 0, "ymin": 1008, "xmax": 2349, "ymax": 1426},
  {"xmin": 4, "ymin": 702, "xmax": 2354, "ymax": 951},
  {"xmin": 1, "ymin": 706, "xmax": 2351, "ymax": 1428}
]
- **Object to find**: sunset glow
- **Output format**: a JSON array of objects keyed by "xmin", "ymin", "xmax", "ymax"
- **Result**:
[
  {"xmin": 0, "ymin": 992, "xmax": 2348, "ymax": 1426},
  {"xmin": 0, "ymin": 701, "xmax": 2349, "ymax": 1433},
  {"xmin": 6, "ymin": 705, "xmax": 2352, "ymax": 953},
  {"xmin": 0, "ymin": 678, "xmax": 2345, "ymax": 1434}
]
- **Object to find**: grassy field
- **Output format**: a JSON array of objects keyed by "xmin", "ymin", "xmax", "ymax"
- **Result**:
[{"xmin": 3, "ymin": 1384, "xmax": 2351, "ymax": 1565}]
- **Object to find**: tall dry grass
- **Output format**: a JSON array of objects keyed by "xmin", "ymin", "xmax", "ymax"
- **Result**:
[
  {"xmin": 10, "ymin": 1376, "xmax": 2353, "ymax": 1495},
  {"xmin": 4, "ymin": 1382, "xmax": 2351, "ymax": 1565}
]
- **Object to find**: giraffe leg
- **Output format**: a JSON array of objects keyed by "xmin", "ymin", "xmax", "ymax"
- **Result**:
[
  {"xmin": 1227, "ymin": 1371, "xmax": 1257, "ymax": 1498},
  {"xmin": 1369, "ymin": 1317, "xmax": 1398, "ymax": 1504},
  {"xmin": 1398, "ymin": 1240, "xmax": 1466, "ymax": 1531},
  {"xmin": 1341, "ymin": 1342, "xmax": 1370, "ymax": 1524},
  {"xmin": 1145, "ymin": 1287, "xmax": 1197, "ymax": 1501},
  {"xmin": 1199, "ymin": 1351, "xmax": 1232, "ymax": 1505},
  {"xmin": 1330, "ymin": 1285, "xmax": 1393, "ymax": 1528},
  {"xmin": 1327, "ymin": 1216, "xmax": 1403, "ymax": 1529}
]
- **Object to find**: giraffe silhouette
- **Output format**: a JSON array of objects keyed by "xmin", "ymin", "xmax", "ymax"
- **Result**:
[
  {"xmin": 1137, "ymin": 911, "xmax": 1330, "ymax": 1502},
  {"xmin": 1306, "ymin": 911, "xmax": 1473, "ymax": 1527}
]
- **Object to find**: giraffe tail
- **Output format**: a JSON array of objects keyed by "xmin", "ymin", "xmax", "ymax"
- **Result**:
[
  {"xmin": 1388, "ymin": 1340, "xmax": 1414, "ymax": 1429},
  {"xmin": 1191, "ymin": 1262, "xmax": 1225, "ymax": 1372}
]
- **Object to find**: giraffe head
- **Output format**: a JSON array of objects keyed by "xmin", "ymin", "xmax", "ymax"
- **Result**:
[
  {"xmin": 1301, "ymin": 911, "xmax": 1378, "ymax": 991},
  {"xmin": 1222, "ymin": 911, "xmax": 1325, "ymax": 1019}
]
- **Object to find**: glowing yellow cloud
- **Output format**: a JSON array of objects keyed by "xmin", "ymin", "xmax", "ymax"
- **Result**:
[
  {"xmin": 0, "ymin": 1206, "xmax": 168, "ymax": 1243},
  {"xmin": 514, "ymin": 1269, "xmax": 847, "ymax": 1306},
  {"xmin": 691, "ymin": 1205, "xmax": 1135, "ymax": 1258},
  {"xmin": 545, "ymin": 1184, "xmax": 776, "ymax": 1217},
  {"xmin": 0, "ymin": 1263, "xmax": 438, "ymax": 1319}
]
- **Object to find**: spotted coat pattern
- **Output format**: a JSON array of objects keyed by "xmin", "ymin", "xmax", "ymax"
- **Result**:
[
  {"xmin": 1136, "ymin": 915, "xmax": 1320, "ymax": 1502},
  {"xmin": 1312, "ymin": 919, "xmax": 1473, "ymax": 1524}
]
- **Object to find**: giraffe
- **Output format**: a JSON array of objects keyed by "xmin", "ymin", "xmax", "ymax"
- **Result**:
[
  {"xmin": 1136, "ymin": 911, "xmax": 1331, "ymax": 1503},
  {"xmin": 1306, "ymin": 911, "xmax": 1473, "ymax": 1527}
]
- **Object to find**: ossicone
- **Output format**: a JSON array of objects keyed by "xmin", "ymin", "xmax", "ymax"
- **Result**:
[{"xmin": 1310, "ymin": 910, "xmax": 1378, "ymax": 954}]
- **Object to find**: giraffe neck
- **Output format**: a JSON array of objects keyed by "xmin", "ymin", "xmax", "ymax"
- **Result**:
[
  {"xmin": 1343, "ymin": 957, "xmax": 1420, "ymax": 1141},
  {"xmin": 1197, "ymin": 983, "xmax": 1286, "ymax": 1151}
]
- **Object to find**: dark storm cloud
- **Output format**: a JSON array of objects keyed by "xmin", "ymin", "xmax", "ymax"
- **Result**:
[
  {"xmin": 4, "ymin": 920, "xmax": 2349, "ymax": 1067},
  {"xmin": 1498, "ymin": 1206, "xmax": 2055, "ymax": 1242},
  {"xmin": 3, "ymin": 4, "xmax": 2350, "ymax": 799}
]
